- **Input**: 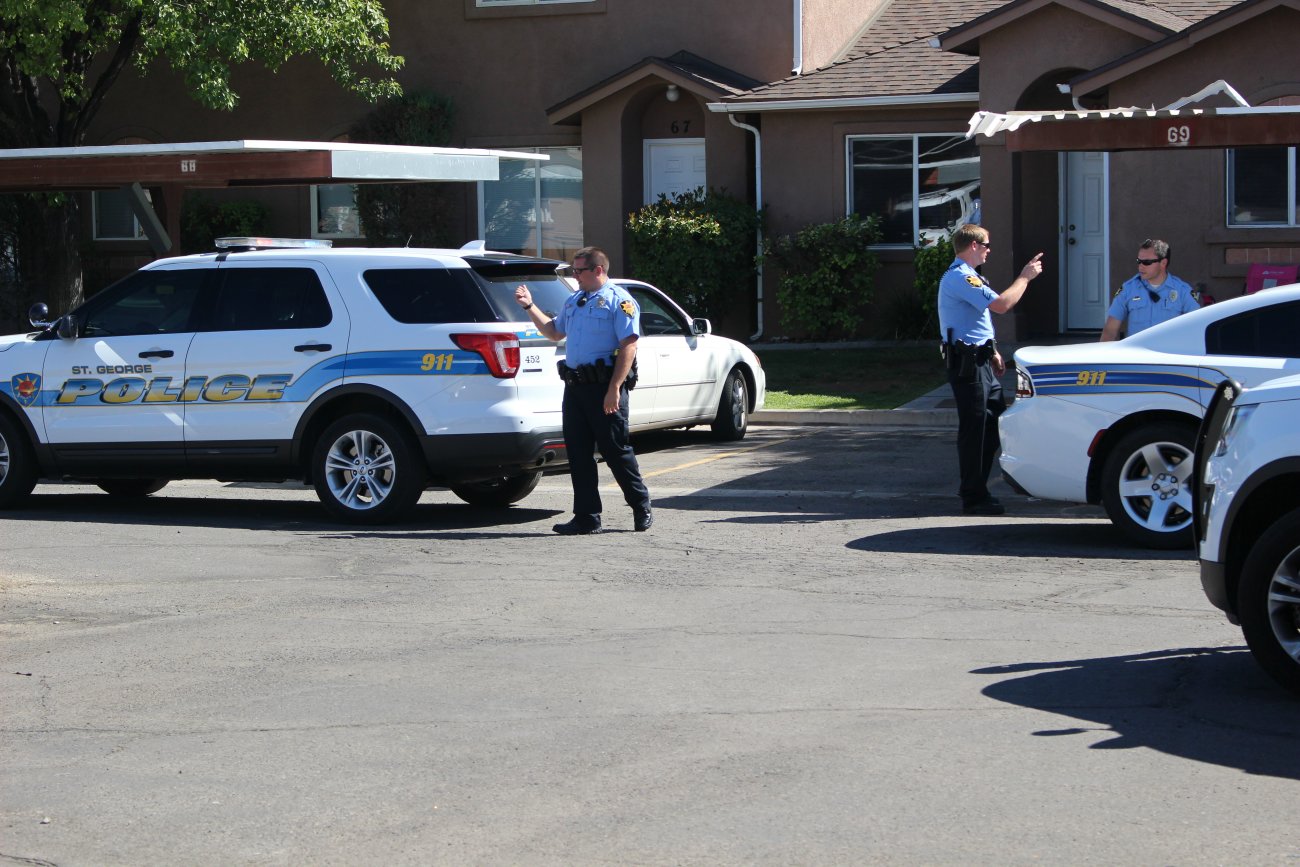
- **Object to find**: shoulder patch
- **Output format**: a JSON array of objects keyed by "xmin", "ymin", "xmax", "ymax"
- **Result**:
[
  {"xmin": 965, "ymin": 274, "xmax": 982, "ymax": 287},
  {"xmin": 620, "ymin": 300, "xmax": 635, "ymax": 316}
]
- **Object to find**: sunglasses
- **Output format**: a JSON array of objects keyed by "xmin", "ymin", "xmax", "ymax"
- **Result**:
[
  {"xmin": 975, "ymin": 241, "xmax": 992, "ymax": 250},
  {"xmin": 571, "ymin": 265, "xmax": 597, "ymax": 274},
  {"xmin": 1136, "ymin": 257, "xmax": 1164, "ymax": 266}
]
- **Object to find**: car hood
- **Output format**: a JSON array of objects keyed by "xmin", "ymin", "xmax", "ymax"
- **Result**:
[
  {"xmin": 0, "ymin": 332, "xmax": 39, "ymax": 351},
  {"xmin": 1013, "ymin": 341, "xmax": 1203, "ymax": 367}
]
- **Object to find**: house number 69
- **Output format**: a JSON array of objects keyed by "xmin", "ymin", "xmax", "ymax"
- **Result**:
[{"xmin": 1166, "ymin": 125, "xmax": 1191, "ymax": 146}]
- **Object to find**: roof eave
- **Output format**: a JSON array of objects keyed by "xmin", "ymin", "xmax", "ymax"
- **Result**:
[{"xmin": 707, "ymin": 93, "xmax": 980, "ymax": 113}]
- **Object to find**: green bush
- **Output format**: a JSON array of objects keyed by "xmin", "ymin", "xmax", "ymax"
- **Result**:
[
  {"xmin": 180, "ymin": 197, "xmax": 270, "ymax": 252},
  {"xmin": 626, "ymin": 187, "xmax": 762, "ymax": 323},
  {"xmin": 349, "ymin": 91, "xmax": 457, "ymax": 247},
  {"xmin": 912, "ymin": 235, "xmax": 954, "ymax": 339},
  {"xmin": 763, "ymin": 215, "xmax": 881, "ymax": 340}
]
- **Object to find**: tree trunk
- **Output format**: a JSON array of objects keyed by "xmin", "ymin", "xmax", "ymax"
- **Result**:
[{"xmin": 1, "ymin": 194, "xmax": 84, "ymax": 334}]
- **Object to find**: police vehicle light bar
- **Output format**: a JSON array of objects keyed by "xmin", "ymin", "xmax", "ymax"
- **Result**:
[{"xmin": 214, "ymin": 237, "xmax": 333, "ymax": 250}]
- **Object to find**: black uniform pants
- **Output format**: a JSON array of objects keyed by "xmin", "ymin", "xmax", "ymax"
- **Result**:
[
  {"xmin": 947, "ymin": 357, "xmax": 1004, "ymax": 506},
  {"xmin": 562, "ymin": 381, "xmax": 649, "ymax": 518}
]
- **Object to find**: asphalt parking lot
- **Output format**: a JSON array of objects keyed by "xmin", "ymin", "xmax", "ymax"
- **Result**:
[{"xmin": 2, "ymin": 422, "xmax": 1298, "ymax": 866}]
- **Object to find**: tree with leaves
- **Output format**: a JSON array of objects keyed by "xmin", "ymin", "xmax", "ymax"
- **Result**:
[{"xmin": 0, "ymin": 0, "xmax": 403, "ymax": 327}]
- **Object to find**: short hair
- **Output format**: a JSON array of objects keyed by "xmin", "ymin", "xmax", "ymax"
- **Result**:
[
  {"xmin": 951, "ymin": 224, "xmax": 988, "ymax": 255},
  {"xmin": 574, "ymin": 246, "xmax": 610, "ymax": 271},
  {"xmin": 1141, "ymin": 238, "xmax": 1171, "ymax": 263}
]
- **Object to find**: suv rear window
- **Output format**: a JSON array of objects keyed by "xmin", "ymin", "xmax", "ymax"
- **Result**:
[
  {"xmin": 364, "ymin": 268, "xmax": 495, "ymax": 324},
  {"xmin": 470, "ymin": 264, "xmax": 575, "ymax": 321}
]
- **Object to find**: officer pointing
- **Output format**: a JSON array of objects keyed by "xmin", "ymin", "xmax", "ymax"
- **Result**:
[
  {"xmin": 515, "ymin": 246, "xmax": 652, "ymax": 535},
  {"xmin": 937, "ymin": 224, "xmax": 1043, "ymax": 516}
]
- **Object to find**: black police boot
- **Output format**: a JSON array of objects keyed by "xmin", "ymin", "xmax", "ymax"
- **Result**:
[
  {"xmin": 553, "ymin": 515, "xmax": 602, "ymax": 535},
  {"xmin": 632, "ymin": 501, "xmax": 653, "ymax": 532}
]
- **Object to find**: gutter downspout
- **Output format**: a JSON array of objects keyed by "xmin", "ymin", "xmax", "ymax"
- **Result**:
[
  {"xmin": 728, "ymin": 113, "xmax": 764, "ymax": 341},
  {"xmin": 792, "ymin": 0, "xmax": 803, "ymax": 75}
]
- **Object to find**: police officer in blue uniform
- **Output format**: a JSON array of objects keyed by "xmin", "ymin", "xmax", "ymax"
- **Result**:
[
  {"xmin": 1100, "ymin": 238, "xmax": 1199, "ymax": 340},
  {"xmin": 515, "ymin": 246, "xmax": 652, "ymax": 535},
  {"xmin": 938, "ymin": 224, "xmax": 1044, "ymax": 516}
]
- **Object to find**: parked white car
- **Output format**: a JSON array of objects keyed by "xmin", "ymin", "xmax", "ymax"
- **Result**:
[
  {"xmin": 610, "ymin": 278, "xmax": 765, "ymax": 441},
  {"xmin": 1194, "ymin": 375, "xmax": 1300, "ymax": 695},
  {"xmin": 999, "ymin": 284, "xmax": 1300, "ymax": 548}
]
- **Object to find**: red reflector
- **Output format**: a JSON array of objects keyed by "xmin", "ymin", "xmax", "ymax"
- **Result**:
[
  {"xmin": 1087, "ymin": 429, "xmax": 1107, "ymax": 457},
  {"xmin": 452, "ymin": 332, "xmax": 521, "ymax": 378}
]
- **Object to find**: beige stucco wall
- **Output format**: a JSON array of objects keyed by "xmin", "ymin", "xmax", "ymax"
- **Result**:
[{"xmin": 800, "ymin": 0, "xmax": 892, "ymax": 71}]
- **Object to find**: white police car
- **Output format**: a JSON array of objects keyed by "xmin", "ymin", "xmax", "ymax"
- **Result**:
[
  {"xmin": 999, "ymin": 284, "xmax": 1300, "ymax": 548},
  {"xmin": 1194, "ymin": 376, "xmax": 1300, "ymax": 695},
  {"xmin": 0, "ymin": 239, "xmax": 765, "ymax": 524}
]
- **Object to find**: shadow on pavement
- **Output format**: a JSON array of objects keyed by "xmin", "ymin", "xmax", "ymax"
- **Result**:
[
  {"xmin": 846, "ymin": 520, "xmax": 1190, "ymax": 559},
  {"xmin": 974, "ymin": 647, "xmax": 1300, "ymax": 779}
]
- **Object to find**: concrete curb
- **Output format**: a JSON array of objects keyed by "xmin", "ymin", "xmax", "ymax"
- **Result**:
[{"xmin": 752, "ymin": 408, "xmax": 955, "ymax": 428}]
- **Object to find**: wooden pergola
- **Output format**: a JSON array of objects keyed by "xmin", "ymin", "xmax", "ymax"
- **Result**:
[{"xmin": 0, "ymin": 140, "xmax": 547, "ymax": 255}]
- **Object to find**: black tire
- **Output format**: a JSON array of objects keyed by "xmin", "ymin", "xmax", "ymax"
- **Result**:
[
  {"xmin": 0, "ymin": 413, "xmax": 38, "ymax": 508},
  {"xmin": 450, "ymin": 470, "xmax": 542, "ymax": 507},
  {"xmin": 95, "ymin": 479, "xmax": 169, "ymax": 497},
  {"xmin": 1236, "ymin": 507, "xmax": 1300, "ymax": 696},
  {"xmin": 1100, "ymin": 421, "xmax": 1196, "ymax": 549},
  {"xmin": 710, "ymin": 369, "xmax": 749, "ymax": 441},
  {"xmin": 311, "ymin": 413, "xmax": 426, "ymax": 524}
]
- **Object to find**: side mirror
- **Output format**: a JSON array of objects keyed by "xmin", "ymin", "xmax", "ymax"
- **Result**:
[
  {"xmin": 27, "ymin": 302, "xmax": 50, "ymax": 329},
  {"xmin": 691, "ymin": 317, "xmax": 712, "ymax": 336},
  {"xmin": 56, "ymin": 315, "xmax": 79, "ymax": 340}
]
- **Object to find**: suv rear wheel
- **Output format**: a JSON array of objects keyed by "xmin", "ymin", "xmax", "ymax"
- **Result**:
[
  {"xmin": 0, "ymin": 414, "xmax": 37, "ymax": 508},
  {"xmin": 450, "ymin": 470, "xmax": 542, "ymax": 507},
  {"xmin": 1100, "ymin": 422, "xmax": 1195, "ymax": 549},
  {"xmin": 1237, "ymin": 507, "xmax": 1300, "ymax": 696},
  {"xmin": 312, "ymin": 413, "xmax": 425, "ymax": 524}
]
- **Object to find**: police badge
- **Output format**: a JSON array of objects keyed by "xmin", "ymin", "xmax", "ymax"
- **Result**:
[
  {"xmin": 620, "ymin": 300, "xmax": 635, "ymax": 316},
  {"xmin": 11, "ymin": 373, "xmax": 40, "ymax": 407},
  {"xmin": 965, "ymin": 274, "xmax": 982, "ymax": 287}
]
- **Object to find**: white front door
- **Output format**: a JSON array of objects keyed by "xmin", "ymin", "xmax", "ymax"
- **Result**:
[
  {"xmin": 1062, "ymin": 151, "xmax": 1109, "ymax": 330},
  {"xmin": 644, "ymin": 139, "xmax": 706, "ymax": 204}
]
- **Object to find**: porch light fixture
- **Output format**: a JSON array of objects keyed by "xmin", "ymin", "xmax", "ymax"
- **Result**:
[{"xmin": 665, "ymin": 84, "xmax": 680, "ymax": 103}]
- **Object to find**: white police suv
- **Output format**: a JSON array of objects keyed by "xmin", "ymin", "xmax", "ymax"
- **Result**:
[
  {"xmin": 999, "ymin": 284, "xmax": 1300, "ymax": 548},
  {"xmin": 0, "ymin": 238, "xmax": 580, "ymax": 524},
  {"xmin": 1193, "ymin": 376, "xmax": 1300, "ymax": 695}
]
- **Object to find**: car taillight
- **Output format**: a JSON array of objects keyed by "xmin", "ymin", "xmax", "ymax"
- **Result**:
[
  {"xmin": 452, "ymin": 332, "xmax": 520, "ymax": 378},
  {"xmin": 1015, "ymin": 366, "xmax": 1034, "ymax": 398}
]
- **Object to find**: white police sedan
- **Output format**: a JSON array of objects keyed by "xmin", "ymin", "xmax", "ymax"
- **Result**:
[{"xmin": 999, "ymin": 284, "xmax": 1300, "ymax": 548}]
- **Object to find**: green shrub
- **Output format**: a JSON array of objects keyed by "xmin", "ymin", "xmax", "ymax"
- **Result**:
[
  {"xmin": 626, "ymin": 187, "xmax": 762, "ymax": 322},
  {"xmin": 349, "ymin": 91, "xmax": 457, "ymax": 247},
  {"xmin": 912, "ymin": 235, "xmax": 954, "ymax": 339},
  {"xmin": 181, "ymin": 197, "xmax": 270, "ymax": 252},
  {"xmin": 763, "ymin": 215, "xmax": 881, "ymax": 340}
]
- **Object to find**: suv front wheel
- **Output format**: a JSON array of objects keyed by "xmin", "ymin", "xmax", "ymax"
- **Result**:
[
  {"xmin": 1237, "ymin": 507, "xmax": 1300, "ymax": 695},
  {"xmin": 312, "ymin": 413, "xmax": 426, "ymax": 524},
  {"xmin": 0, "ymin": 414, "xmax": 37, "ymax": 508}
]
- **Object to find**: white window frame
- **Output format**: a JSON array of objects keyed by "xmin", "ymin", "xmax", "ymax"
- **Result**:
[
  {"xmin": 845, "ymin": 133, "xmax": 981, "ymax": 249},
  {"xmin": 1225, "ymin": 147, "xmax": 1299, "ymax": 227}
]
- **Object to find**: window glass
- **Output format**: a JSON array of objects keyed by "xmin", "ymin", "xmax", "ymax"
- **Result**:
[
  {"xmin": 1205, "ymin": 300, "xmax": 1300, "ymax": 357},
  {"xmin": 470, "ymin": 266, "xmax": 575, "ymax": 321},
  {"xmin": 849, "ymin": 135, "xmax": 980, "ymax": 246},
  {"xmin": 93, "ymin": 188, "xmax": 148, "ymax": 240},
  {"xmin": 480, "ymin": 147, "xmax": 583, "ymax": 261},
  {"xmin": 363, "ymin": 269, "xmax": 495, "ymax": 324},
  {"xmin": 478, "ymin": 0, "xmax": 594, "ymax": 5},
  {"xmin": 1227, "ymin": 147, "xmax": 1290, "ymax": 226},
  {"xmin": 209, "ymin": 268, "xmax": 332, "ymax": 331},
  {"xmin": 81, "ymin": 269, "xmax": 207, "ymax": 337},
  {"xmin": 312, "ymin": 184, "xmax": 363, "ymax": 238},
  {"xmin": 626, "ymin": 287, "xmax": 686, "ymax": 336}
]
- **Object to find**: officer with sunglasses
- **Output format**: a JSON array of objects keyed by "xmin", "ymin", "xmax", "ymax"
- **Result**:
[
  {"xmin": 1100, "ymin": 239, "xmax": 1199, "ymax": 341},
  {"xmin": 515, "ymin": 246, "xmax": 651, "ymax": 535}
]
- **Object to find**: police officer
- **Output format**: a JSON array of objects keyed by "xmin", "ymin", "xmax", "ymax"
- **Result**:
[
  {"xmin": 938, "ymin": 224, "xmax": 1044, "ymax": 516},
  {"xmin": 514, "ymin": 246, "xmax": 652, "ymax": 535},
  {"xmin": 1099, "ymin": 239, "xmax": 1198, "ymax": 341}
]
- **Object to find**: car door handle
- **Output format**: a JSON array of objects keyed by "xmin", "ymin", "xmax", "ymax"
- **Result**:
[
  {"xmin": 139, "ymin": 349, "xmax": 174, "ymax": 359},
  {"xmin": 294, "ymin": 343, "xmax": 332, "ymax": 353}
]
